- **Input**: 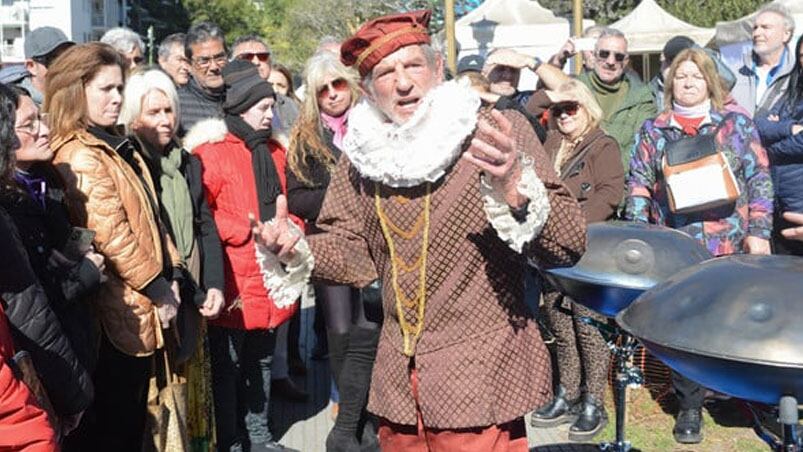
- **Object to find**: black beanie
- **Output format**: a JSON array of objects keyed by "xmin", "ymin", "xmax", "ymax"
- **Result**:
[
  {"xmin": 663, "ymin": 35, "xmax": 696, "ymax": 65},
  {"xmin": 222, "ymin": 59, "xmax": 275, "ymax": 114}
]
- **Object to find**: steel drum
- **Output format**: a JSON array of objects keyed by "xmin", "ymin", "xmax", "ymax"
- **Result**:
[
  {"xmin": 544, "ymin": 222, "xmax": 712, "ymax": 317},
  {"xmin": 617, "ymin": 255, "xmax": 803, "ymax": 405}
]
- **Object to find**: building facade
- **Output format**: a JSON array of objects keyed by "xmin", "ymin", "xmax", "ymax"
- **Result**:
[{"xmin": 1, "ymin": 0, "xmax": 127, "ymax": 64}]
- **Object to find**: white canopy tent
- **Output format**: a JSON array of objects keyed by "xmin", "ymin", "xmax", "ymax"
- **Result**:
[
  {"xmin": 608, "ymin": 0, "xmax": 715, "ymax": 81},
  {"xmin": 454, "ymin": 0, "xmax": 594, "ymax": 88},
  {"xmin": 610, "ymin": 0, "xmax": 716, "ymax": 53}
]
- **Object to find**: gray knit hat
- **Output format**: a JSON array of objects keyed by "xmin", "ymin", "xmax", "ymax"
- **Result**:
[{"xmin": 222, "ymin": 59, "xmax": 275, "ymax": 114}]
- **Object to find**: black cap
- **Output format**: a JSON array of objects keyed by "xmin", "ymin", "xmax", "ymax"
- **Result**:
[
  {"xmin": 457, "ymin": 54, "xmax": 485, "ymax": 74},
  {"xmin": 222, "ymin": 59, "xmax": 275, "ymax": 114},
  {"xmin": 662, "ymin": 35, "xmax": 695, "ymax": 64}
]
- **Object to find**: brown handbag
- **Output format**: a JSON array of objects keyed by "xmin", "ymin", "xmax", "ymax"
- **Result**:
[{"xmin": 661, "ymin": 129, "xmax": 740, "ymax": 214}]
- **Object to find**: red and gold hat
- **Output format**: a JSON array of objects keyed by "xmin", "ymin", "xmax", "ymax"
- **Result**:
[{"xmin": 341, "ymin": 10, "xmax": 432, "ymax": 77}]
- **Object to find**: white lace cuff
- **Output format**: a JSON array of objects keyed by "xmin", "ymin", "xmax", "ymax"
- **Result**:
[
  {"xmin": 255, "ymin": 221, "xmax": 315, "ymax": 309},
  {"xmin": 480, "ymin": 158, "xmax": 550, "ymax": 253}
]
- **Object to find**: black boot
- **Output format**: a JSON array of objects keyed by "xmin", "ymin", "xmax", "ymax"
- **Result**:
[
  {"xmin": 531, "ymin": 386, "xmax": 579, "ymax": 428},
  {"xmin": 568, "ymin": 394, "xmax": 608, "ymax": 441},
  {"xmin": 327, "ymin": 331, "xmax": 350, "ymax": 387},
  {"xmin": 357, "ymin": 413, "xmax": 380, "ymax": 452},
  {"xmin": 673, "ymin": 408, "xmax": 703, "ymax": 444},
  {"xmin": 326, "ymin": 326, "xmax": 379, "ymax": 452}
]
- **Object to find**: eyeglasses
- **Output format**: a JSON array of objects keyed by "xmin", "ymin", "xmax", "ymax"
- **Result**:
[
  {"xmin": 15, "ymin": 113, "xmax": 48, "ymax": 136},
  {"xmin": 193, "ymin": 52, "xmax": 228, "ymax": 69},
  {"xmin": 236, "ymin": 52, "xmax": 270, "ymax": 63},
  {"xmin": 317, "ymin": 78, "xmax": 348, "ymax": 98},
  {"xmin": 549, "ymin": 102, "xmax": 580, "ymax": 117},
  {"xmin": 596, "ymin": 49, "xmax": 627, "ymax": 63}
]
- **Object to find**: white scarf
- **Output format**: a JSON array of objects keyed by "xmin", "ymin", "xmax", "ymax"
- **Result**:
[
  {"xmin": 341, "ymin": 79, "xmax": 480, "ymax": 187},
  {"xmin": 672, "ymin": 99, "xmax": 712, "ymax": 118}
]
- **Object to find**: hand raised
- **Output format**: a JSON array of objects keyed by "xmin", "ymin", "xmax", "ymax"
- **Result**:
[
  {"xmin": 462, "ymin": 110, "xmax": 526, "ymax": 208},
  {"xmin": 251, "ymin": 195, "xmax": 302, "ymax": 263}
]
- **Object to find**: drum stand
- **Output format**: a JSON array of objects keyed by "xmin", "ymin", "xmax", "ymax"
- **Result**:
[
  {"xmin": 746, "ymin": 395, "xmax": 801, "ymax": 451},
  {"xmin": 580, "ymin": 317, "xmax": 643, "ymax": 452}
]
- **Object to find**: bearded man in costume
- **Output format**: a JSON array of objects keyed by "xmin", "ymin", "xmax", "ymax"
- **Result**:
[{"xmin": 254, "ymin": 10, "xmax": 587, "ymax": 451}]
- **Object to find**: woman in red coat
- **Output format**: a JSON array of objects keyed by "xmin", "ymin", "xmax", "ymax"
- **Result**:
[
  {"xmin": 0, "ymin": 302, "xmax": 56, "ymax": 452},
  {"xmin": 184, "ymin": 60, "xmax": 299, "ymax": 452}
]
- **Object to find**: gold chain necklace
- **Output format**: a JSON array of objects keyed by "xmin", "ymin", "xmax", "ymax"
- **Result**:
[{"xmin": 374, "ymin": 182, "xmax": 431, "ymax": 357}]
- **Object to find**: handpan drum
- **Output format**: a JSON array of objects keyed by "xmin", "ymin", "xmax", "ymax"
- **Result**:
[
  {"xmin": 617, "ymin": 255, "xmax": 803, "ymax": 405},
  {"xmin": 544, "ymin": 222, "xmax": 712, "ymax": 317}
]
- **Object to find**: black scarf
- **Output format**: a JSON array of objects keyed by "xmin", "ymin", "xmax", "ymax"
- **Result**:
[{"xmin": 223, "ymin": 114, "xmax": 282, "ymax": 221}]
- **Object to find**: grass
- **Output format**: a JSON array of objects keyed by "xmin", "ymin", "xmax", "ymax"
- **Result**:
[{"xmin": 596, "ymin": 385, "xmax": 768, "ymax": 452}]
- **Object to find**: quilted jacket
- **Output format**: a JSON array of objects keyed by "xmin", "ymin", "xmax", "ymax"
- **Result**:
[{"xmin": 51, "ymin": 130, "xmax": 181, "ymax": 357}]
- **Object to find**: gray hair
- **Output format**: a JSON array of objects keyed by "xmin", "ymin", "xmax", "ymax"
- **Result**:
[
  {"xmin": 231, "ymin": 34, "xmax": 270, "ymax": 58},
  {"xmin": 756, "ymin": 3, "xmax": 795, "ymax": 37},
  {"xmin": 120, "ymin": 68, "xmax": 180, "ymax": 137},
  {"xmin": 583, "ymin": 25, "xmax": 605, "ymax": 39},
  {"xmin": 100, "ymin": 27, "xmax": 144, "ymax": 54},
  {"xmin": 157, "ymin": 33, "xmax": 185, "ymax": 61},
  {"xmin": 595, "ymin": 27, "xmax": 628, "ymax": 50},
  {"xmin": 185, "ymin": 21, "xmax": 225, "ymax": 59}
]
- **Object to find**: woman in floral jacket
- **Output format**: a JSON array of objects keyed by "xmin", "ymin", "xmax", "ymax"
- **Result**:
[{"xmin": 623, "ymin": 48, "xmax": 772, "ymax": 446}]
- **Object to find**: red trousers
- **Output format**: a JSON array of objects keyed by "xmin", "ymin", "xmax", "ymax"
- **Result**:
[{"xmin": 377, "ymin": 368, "xmax": 529, "ymax": 452}]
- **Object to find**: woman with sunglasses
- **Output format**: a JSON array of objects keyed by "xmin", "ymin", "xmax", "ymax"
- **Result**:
[
  {"xmin": 530, "ymin": 79, "xmax": 624, "ymax": 441},
  {"xmin": 624, "ymin": 48, "xmax": 772, "ymax": 445},
  {"xmin": 286, "ymin": 51, "xmax": 380, "ymax": 452}
]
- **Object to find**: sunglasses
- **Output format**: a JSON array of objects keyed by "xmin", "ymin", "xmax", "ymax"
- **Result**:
[
  {"xmin": 550, "ymin": 102, "xmax": 580, "ymax": 117},
  {"xmin": 596, "ymin": 49, "xmax": 627, "ymax": 63},
  {"xmin": 237, "ymin": 52, "xmax": 271, "ymax": 63},
  {"xmin": 317, "ymin": 78, "xmax": 348, "ymax": 97}
]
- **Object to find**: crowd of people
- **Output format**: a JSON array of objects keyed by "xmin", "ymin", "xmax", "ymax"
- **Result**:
[{"xmin": 0, "ymin": 2, "xmax": 802, "ymax": 452}]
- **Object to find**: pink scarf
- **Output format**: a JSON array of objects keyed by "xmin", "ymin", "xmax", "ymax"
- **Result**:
[{"xmin": 320, "ymin": 109, "xmax": 350, "ymax": 150}]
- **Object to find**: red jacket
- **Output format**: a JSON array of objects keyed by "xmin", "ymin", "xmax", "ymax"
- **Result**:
[
  {"xmin": 0, "ymin": 303, "xmax": 57, "ymax": 451},
  {"xmin": 190, "ymin": 120, "xmax": 298, "ymax": 330}
]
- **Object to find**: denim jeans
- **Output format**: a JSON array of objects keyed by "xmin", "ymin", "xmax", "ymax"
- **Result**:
[{"xmin": 209, "ymin": 326, "xmax": 277, "ymax": 452}]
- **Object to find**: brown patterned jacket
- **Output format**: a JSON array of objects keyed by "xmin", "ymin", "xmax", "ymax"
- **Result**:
[{"xmin": 308, "ymin": 107, "xmax": 586, "ymax": 428}]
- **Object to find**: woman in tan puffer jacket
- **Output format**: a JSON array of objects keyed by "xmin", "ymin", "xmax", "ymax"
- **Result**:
[{"xmin": 45, "ymin": 43, "xmax": 182, "ymax": 452}]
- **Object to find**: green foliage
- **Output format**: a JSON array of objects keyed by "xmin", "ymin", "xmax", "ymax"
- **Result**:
[
  {"xmin": 658, "ymin": 0, "xmax": 766, "ymax": 28},
  {"xmin": 181, "ymin": 0, "xmax": 269, "ymax": 45},
  {"xmin": 539, "ymin": 0, "xmax": 639, "ymax": 25},
  {"xmin": 128, "ymin": 0, "xmax": 191, "ymax": 43}
]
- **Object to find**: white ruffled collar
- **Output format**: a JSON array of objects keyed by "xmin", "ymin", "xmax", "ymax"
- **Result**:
[{"xmin": 341, "ymin": 79, "xmax": 480, "ymax": 188}]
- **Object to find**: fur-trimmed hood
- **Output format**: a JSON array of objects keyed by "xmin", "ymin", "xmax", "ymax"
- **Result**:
[{"xmin": 182, "ymin": 118, "xmax": 289, "ymax": 153}]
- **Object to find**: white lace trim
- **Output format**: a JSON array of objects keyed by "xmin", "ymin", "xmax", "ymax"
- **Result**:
[
  {"xmin": 342, "ymin": 79, "xmax": 481, "ymax": 188},
  {"xmin": 480, "ymin": 159, "xmax": 550, "ymax": 253},
  {"xmin": 255, "ymin": 221, "xmax": 315, "ymax": 309}
]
